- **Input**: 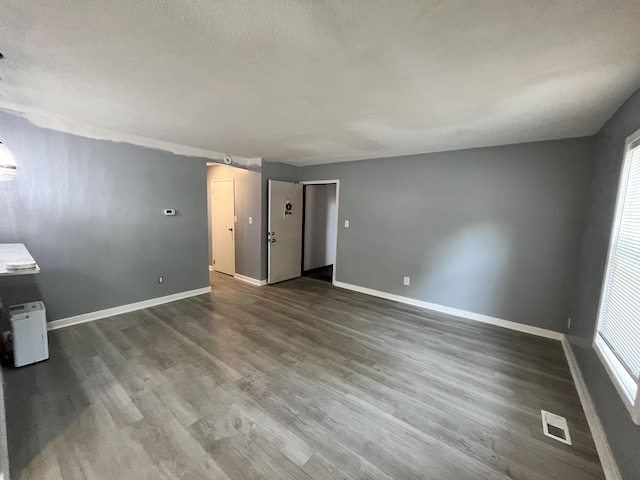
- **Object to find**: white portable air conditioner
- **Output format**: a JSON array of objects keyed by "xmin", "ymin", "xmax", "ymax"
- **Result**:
[{"xmin": 10, "ymin": 301, "xmax": 49, "ymax": 367}]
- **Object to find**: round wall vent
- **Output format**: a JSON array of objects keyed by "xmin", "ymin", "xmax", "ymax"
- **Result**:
[{"xmin": 223, "ymin": 155, "xmax": 232, "ymax": 165}]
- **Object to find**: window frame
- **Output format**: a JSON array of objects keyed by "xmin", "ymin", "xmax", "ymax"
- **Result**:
[{"xmin": 593, "ymin": 126, "xmax": 640, "ymax": 425}]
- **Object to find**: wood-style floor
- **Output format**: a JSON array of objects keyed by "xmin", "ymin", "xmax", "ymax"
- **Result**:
[
  {"xmin": 303, "ymin": 265, "xmax": 333, "ymax": 283},
  {"xmin": 3, "ymin": 272, "xmax": 604, "ymax": 479}
]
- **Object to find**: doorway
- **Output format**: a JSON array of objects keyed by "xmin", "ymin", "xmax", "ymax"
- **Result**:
[
  {"xmin": 210, "ymin": 178, "xmax": 235, "ymax": 276},
  {"xmin": 301, "ymin": 181, "xmax": 339, "ymax": 284}
]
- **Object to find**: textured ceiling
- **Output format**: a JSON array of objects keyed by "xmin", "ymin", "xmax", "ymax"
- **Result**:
[{"xmin": 1, "ymin": 1, "xmax": 639, "ymax": 165}]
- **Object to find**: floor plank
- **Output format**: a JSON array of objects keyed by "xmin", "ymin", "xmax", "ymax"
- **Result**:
[{"xmin": 2, "ymin": 272, "xmax": 604, "ymax": 479}]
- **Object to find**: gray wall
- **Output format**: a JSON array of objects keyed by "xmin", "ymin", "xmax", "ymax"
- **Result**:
[
  {"xmin": 261, "ymin": 161, "xmax": 299, "ymax": 280},
  {"xmin": 299, "ymin": 138, "xmax": 596, "ymax": 332},
  {"xmin": 303, "ymin": 184, "xmax": 337, "ymax": 271},
  {"xmin": 569, "ymin": 89, "xmax": 640, "ymax": 480},
  {"xmin": 0, "ymin": 110, "xmax": 209, "ymax": 321},
  {"xmin": 207, "ymin": 164, "xmax": 262, "ymax": 280}
]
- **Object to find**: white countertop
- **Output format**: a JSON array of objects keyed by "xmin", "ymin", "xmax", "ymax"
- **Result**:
[{"xmin": 0, "ymin": 243, "xmax": 40, "ymax": 276}]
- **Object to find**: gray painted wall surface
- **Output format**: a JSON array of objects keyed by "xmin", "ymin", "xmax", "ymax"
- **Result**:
[
  {"xmin": 261, "ymin": 161, "xmax": 299, "ymax": 279},
  {"xmin": 0, "ymin": 110, "xmax": 209, "ymax": 321},
  {"xmin": 303, "ymin": 184, "xmax": 337, "ymax": 271},
  {"xmin": 207, "ymin": 165, "xmax": 262, "ymax": 280},
  {"xmin": 569, "ymin": 89, "xmax": 640, "ymax": 480},
  {"xmin": 299, "ymin": 138, "xmax": 595, "ymax": 332}
]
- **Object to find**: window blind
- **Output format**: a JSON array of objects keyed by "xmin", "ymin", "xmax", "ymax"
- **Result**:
[{"xmin": 597, "ymin": 145, "xmax": 640, "ymax": 381}]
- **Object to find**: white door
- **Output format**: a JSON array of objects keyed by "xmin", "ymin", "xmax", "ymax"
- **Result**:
[
  {"xmin": 211, "ymin": 179, "xmax": 235, "ymax": 276},
  {"xmin": 268, "ymin": 179, "xmax": 303, "ymax": 284}
]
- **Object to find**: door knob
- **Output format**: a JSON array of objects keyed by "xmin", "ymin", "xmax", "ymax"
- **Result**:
[{"xmin": 228, "ymin": 228, "xmax": 233, "ymax": 232}]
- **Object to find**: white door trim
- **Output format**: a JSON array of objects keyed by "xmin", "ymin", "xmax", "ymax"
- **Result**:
[
  {"xmin": 268, "ymin": 179, "xmax": 273, "ymax": 284},
  {"xmin": 210, "ymin": 177, "xmax": 236, "ymax": 276},
  {"xmin": 299, "ymin": 179, "xmax": 340, "ymax": 285}
]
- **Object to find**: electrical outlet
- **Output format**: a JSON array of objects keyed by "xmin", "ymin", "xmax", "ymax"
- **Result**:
[
  {"xmin": 158, "ymin": 276, "xmax": 164, "ymax": 284},
  {"xmin": 403, "ymin": 276, "xmax": 410, "ymax": 286},
  {"xmin": 567, "ymin": 317, "xmax": 572, "ymax": 330}
]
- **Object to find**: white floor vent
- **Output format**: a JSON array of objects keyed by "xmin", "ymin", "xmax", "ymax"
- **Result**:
[{"xmin": 541, "ymin": 410, "xmax": 572, "ymax": 445}]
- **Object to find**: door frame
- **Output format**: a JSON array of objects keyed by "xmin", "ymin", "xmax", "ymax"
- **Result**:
[
  {"xmin": 267, "ymin": 179, "xmax": 273, "ymax": 284},
  {"xmin": 299, "ymin": 179, "xmax": 340, "ymax": 285},
  {"xmin": 210, "ymin": 177, "xmax": 236, "ymax": 276}
]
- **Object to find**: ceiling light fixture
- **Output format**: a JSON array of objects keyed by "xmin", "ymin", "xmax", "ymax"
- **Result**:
[{"xmin": 0, "ymin": 142, "xmax": 17, "ymax": 181}]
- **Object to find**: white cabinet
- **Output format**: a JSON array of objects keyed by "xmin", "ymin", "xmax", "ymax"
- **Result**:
[{"xmin": 10, "ymin": 301, "xmax": 49, "ymax": 367}]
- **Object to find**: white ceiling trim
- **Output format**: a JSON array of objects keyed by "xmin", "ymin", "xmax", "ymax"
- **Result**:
[{"xmin": 3, "ymin": 107, "xmax": 261, "ymax": 167}]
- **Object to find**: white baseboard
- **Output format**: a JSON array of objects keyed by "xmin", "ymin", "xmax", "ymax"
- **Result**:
[
  {"xmin": 333, "ymin": 281, "xmax": 564, "ymax": 340},
  {"xmin": 47, "ymin": 287, "xmax": 212, "ymax": 331},
  {"xmin": 234, "ymin": 273, "xmax": 267, "ymax": 286},
  {"xmin": 561, "ymin": 338, "xmax": 621, "ymax": 480}
]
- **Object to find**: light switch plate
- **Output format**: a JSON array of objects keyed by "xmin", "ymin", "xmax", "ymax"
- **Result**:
[
  {"xmin": 344, "ymin": 220, "xmax": 350, "ymax": 228},
  {"xmin": 249, "ymin": 217, "xmax": 253, "ymax": 224}
]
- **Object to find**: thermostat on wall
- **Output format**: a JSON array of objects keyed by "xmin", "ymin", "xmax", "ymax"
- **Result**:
[{"xmin": 163, "ymin": 208, "xmax": 176, "ymax": 216}]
